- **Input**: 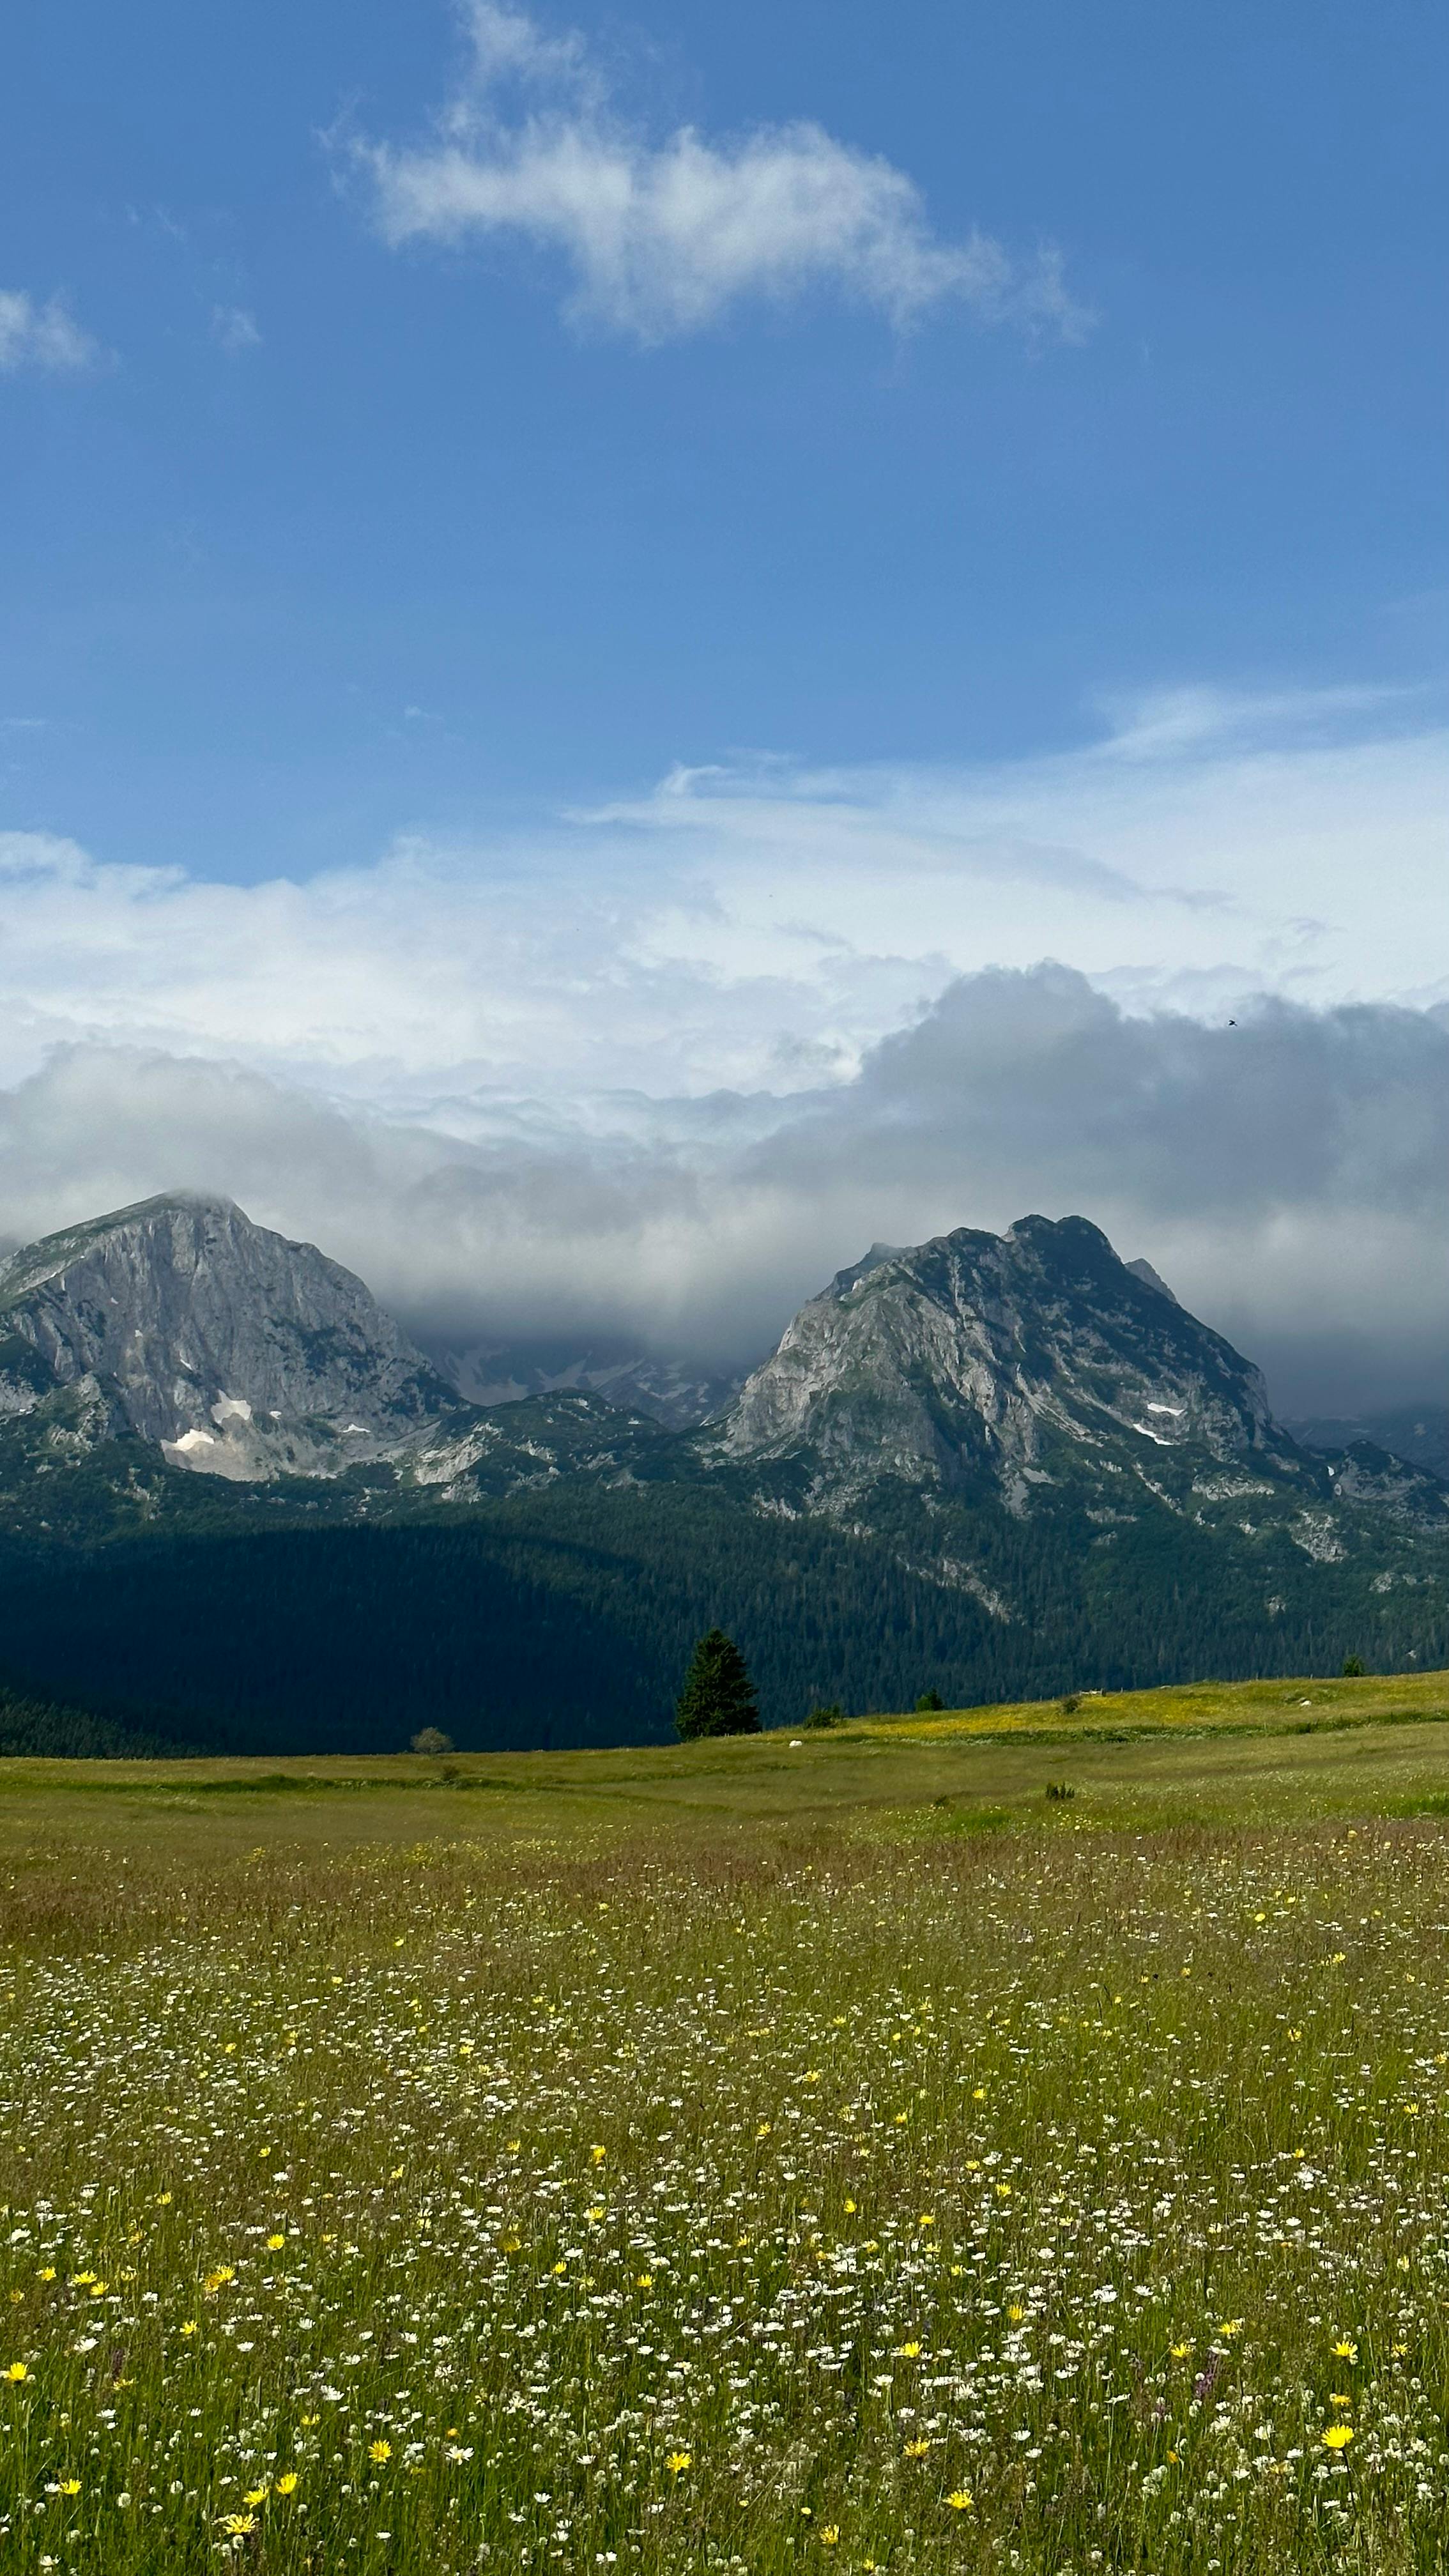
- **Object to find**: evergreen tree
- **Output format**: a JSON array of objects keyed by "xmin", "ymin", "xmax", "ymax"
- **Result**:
[{"xmin": 675, "ymin": 1627, "xmax": 761, "ymax": 1739}]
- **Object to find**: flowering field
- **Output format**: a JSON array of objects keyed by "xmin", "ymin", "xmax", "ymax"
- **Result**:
[{"xmin": 3, "ymin": 1737, "xmax": 1449, "ymax": 2571}]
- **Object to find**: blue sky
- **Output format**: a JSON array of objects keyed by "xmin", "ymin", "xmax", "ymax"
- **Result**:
[
  {"xmin": 3, "ymin": 0, "xmax": 1444, "ymax": 876},
  {"xmin": 0, "ymin": 0, "xmax": 1446, "ymax": 1401}
]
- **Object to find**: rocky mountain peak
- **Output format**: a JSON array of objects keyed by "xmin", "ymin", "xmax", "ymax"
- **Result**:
[
  {"xmin": 716, "ymin": 1212, "xmax": 1287, "ymax": 1514},
  {"xmin": 0, "ymin": 1192, "xmax": 459, "ymax": 1480}
]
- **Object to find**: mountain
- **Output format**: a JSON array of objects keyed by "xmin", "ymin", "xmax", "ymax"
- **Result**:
[
  {"xmin": 714, "ymin": 1214, "xmax": 1287, "ymax": 1514},
  {"xmin": 0, "ymin": 1196, "xmax": 1445, "ymax": 1754},
  {"xmin": 434, "ymin": 1337, "xmax": 742, "ymax": 1430},
  {"xmin": 0, "ymin": 1192, "xmax": 468, "ymax": 1480},
  {"xmin": 0, "ymin": 1192, "xmax": 673, "ymax": 1537},
  {"xmin": 1289, "ymin": 1404, "xmax": 1449, "ymax": 1483},
  {"xmin": 694, "ymin": 1211, "xmax": 1449, "ymax": 1651}
]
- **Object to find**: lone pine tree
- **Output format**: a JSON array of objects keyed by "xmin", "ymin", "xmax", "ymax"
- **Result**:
[{"xmin": 675, "ymin": 1628, "xmax": 761, "ymax": 1740}]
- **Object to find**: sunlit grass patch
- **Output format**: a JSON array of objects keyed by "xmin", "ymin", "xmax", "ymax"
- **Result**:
[{"xmin": 2, "ymin": 1758, "xmax": 1449, "ymax": 2567}]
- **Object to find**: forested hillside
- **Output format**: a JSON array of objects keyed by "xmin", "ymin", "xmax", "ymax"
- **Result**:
[{"xmin": 0, "ymin": 1480, "xmax": 1441, "ymax": 1755}]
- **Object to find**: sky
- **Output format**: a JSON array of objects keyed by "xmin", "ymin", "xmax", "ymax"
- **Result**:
[{"xmin": 1, "ymin": 0, "xmax": 1446, "ymax": 1408}]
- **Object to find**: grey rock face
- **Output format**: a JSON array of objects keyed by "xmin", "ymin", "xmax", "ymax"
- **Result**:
[
  {"xmin": 715, "ymin": 1213, "xmax": 1287, "ymax": 1513},
  {"xmin": 0, "ymin": 1193, "xmax": 459, "ymax": 1480}
]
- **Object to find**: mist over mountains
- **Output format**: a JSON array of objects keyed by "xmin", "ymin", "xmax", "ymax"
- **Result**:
[{"xmin": 3, "ymin": 966, "xmax": 1448, "ymax": 1423}]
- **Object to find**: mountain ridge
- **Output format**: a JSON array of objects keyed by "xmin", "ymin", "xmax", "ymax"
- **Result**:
[{"xmin": 0, "ymin": 1190, "xmax": 1444, "ymax": 1751}]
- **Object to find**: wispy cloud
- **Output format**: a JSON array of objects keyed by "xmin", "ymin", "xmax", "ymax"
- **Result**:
[
  {"xmin": 0, "ymin": 289, "xmax": 98, "ymax": 374},
  {"xmin": 211, "ymin": 304, "xmax": 262, "ymax": 355},
  {"xmin": 351, "ymin": 0, "xmax": 1092, "ymax": 344}
]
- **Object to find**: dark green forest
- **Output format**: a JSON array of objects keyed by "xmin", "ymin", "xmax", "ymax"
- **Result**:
[{"xmin": 0, "ymin": 1478, "xmax": 1441, "ymax": 1756}]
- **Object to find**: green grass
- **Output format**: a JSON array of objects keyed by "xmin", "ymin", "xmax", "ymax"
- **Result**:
[{"xmin": 4, "ymin": 1674, "xmax": 1449, "ymax": 2570}]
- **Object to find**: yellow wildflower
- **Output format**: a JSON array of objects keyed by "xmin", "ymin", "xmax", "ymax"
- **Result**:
[
  {"xmin": 947, "ymin": 2490, "xmax": 974, "ymax": 2510},
  {"xmin": 1322, "ymin": 2425, "xmax": 1354, "ymax": 2450},
  {"xmin": 243, "ymin": 2485, "xmax": 269, "ymax": 2508},
  {"xmin": 666, "ymin": 2450, "xmax": 691, "ymax": 2475},
  {"xmin": 58, "ymin": 2478, "xmax": 80, "ymax": 2496},
  {"xmin": 1333, "ymin": 2339, "xmax": 1358, "ymax": 2362},
  {"xmin": 903, "ymin": 2439, "xmax": 931, "ymax": 2458},
  {"xmin": 275, "ymin": 2472, "xmax": 298, "ymax": 2497},
  {"xmin": 4, "ymin": 2363, "xmax": 27, "ymax": 2382},
  {"xmin": 369, "ymin": 2439, "xmax": 392, "ymax": 2464},
  {"xmin": 266, "ymin": 2234, "xmax": 286, "ymax": 2251}
]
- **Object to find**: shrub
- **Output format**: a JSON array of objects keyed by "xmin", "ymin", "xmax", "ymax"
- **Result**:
[{"xmin": 804, "ymin": 1702, "xmax": 845, "ymax": 1731}]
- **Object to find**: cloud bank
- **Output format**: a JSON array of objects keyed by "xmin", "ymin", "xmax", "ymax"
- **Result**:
[
  {"xmin": 355, "ymin": 1, "xmax": 1089, "ymax": 342},
  {"xmin": 0, "ymin": 689, "xmax": 1446, "ymax": 1411},
  {"xmin": 0, "ymin": 970, "xmax": 1445, "ymax": 1413}
]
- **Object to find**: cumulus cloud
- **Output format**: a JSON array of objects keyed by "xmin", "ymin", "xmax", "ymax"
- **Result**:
[
  {"xmin": 0, "ymin": 289, "xmax": 98, "ymax": 374},
  {"xmin": 352, "ymin": 0, "xmax": 1090, "ymax": 342}
]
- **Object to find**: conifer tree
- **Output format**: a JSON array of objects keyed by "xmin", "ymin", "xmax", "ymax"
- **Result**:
[{"xmin": 675, "ymin": 1627, "xmax": 761, "ymax": 1739}]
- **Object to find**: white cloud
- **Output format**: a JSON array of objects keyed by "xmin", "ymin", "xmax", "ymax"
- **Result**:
[
  {"xmin": 0, "ymin": 976, "xmax": 1445, "ymax": 1415},
  {"xmin": 353, "ymin": 0, "xmax": 1091, "ymax": 342},
  {"xmin": 1, "ymin": 687, "xmax": 1447, "ymax": 1406},
  {"xmin": 0, "ymin": 289, "xmax": 98, "ymax": 374},
  {"xmin": 211, "ymin": 305, "xmax": 262, "ymax": 354},
  {"xmin": 0, "ymin": 687, "xmax": 1444, "ymax": 1109}
]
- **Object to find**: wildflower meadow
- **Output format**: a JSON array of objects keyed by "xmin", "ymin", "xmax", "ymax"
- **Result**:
[{"xmin": 3, "ymin": 1708, "xmax": 1449, "ymax": 2572}]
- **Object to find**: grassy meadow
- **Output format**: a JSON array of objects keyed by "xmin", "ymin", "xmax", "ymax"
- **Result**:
[{"xmin": 4, "ymin": 1673, "xmax": 1449, "ymax": 2570}]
